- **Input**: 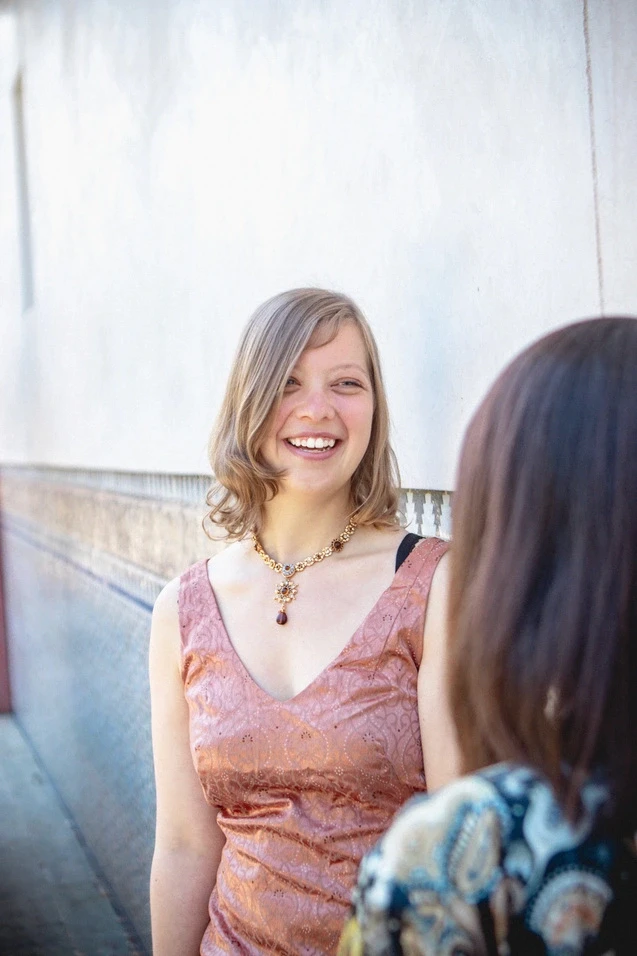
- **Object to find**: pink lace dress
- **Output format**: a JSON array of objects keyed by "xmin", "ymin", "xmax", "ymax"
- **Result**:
[{"xmin": 178, "ymin": 537, "xmax": 448, "ymax": 954}]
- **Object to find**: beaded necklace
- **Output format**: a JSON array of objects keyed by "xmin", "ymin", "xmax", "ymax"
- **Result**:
[{"xmin": 252, "ymin": 520, "xmax": 357, "ymax": 624}]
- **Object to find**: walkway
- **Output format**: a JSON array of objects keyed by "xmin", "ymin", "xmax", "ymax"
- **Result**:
[{"xmin": 0, "ymin": 715, "xmax": 144, "ymax": 955}]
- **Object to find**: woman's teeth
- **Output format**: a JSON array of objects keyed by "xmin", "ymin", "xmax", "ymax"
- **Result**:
[{"xmin": 287, "ymin": 437, "xmax": 336, "ymax": 449}]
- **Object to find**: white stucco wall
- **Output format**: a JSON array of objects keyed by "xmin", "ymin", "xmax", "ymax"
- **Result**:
[{"xmin": 0, "ymin": 0, "xmax": 635, "ymax": 488}]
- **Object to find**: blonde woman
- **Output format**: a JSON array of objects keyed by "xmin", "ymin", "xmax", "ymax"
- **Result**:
[{"xmin": 149, "ymin": 289, "xmax": 455, "ymax": 955}]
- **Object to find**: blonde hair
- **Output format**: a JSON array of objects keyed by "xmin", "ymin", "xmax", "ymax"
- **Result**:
[{"xmin": 204, "ymin": 288, "xmax": 400, "ymax": 539}]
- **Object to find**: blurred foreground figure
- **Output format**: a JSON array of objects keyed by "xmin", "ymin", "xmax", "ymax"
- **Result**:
[{"xmin": 340, "ymin": 316, "xmax": 637, "ymax": 956}]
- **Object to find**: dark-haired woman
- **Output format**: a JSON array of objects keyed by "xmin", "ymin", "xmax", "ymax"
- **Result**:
[
  {"xmin": 339, "ymin": 316, "xmax": 637, "ymax": 955},
  {"xmin": 149, "ymin": 289, "xmax": 454, "ymax": 955}
]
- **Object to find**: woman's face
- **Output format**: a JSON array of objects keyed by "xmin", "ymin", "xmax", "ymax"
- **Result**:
[{"xmin": 260, "ymin": 321, "xmax": 375, "ymax": 502}]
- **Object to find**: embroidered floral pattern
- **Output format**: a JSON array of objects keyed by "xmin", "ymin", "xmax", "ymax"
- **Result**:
[{"xmin": 339, "ymin": 765, "xmax": 637, "ymax": 956}]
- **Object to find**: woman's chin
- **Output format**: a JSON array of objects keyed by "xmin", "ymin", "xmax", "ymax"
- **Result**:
[{"xmin": 278, "ymin": 473, "xmax": 352, "ymax": 503}]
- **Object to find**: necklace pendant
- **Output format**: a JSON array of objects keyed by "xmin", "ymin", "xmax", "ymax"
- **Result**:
[
  {"xmin": 252, "ymin": 520, "xmax": 357, "ymax": 629},
  {"xmin": 274, "ymin": 577, "xmax": 297, "ymax": 626},
  {"xmin": 275, "ymin": 579, "xmax": 298, "ymax": 604}
]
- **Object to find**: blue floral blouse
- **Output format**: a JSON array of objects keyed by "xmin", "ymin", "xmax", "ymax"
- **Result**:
[{"xmin": 338, "ymin": 764, "xmax": 637, "ymax": 955}]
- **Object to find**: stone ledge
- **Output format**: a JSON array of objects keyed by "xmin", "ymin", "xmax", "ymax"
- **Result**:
[
  {"xmin": 1, "ymin": 470, "xmax": 220, "ymax": 580},
  {"xmin": 0, "ymin": 468, "xmax": 452, "ymax": 584}
]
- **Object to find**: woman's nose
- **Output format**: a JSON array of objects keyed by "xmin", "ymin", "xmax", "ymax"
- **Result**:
[{"xmin": 298, "ymin": 387, "xmax": 335, "ymax": 420}]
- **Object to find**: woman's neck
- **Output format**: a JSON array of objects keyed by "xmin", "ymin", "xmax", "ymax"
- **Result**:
[{"xmin": 257, "ymin": 491, "xmax": 354, "ymax": 565}]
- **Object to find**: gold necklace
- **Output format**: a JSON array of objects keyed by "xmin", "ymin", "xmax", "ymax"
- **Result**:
[{"xmin": 252, "ymin": 520, "xmax": 357, "ymax": 625}]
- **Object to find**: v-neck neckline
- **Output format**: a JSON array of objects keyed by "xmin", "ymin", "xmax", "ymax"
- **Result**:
[{"xmin": 202, "ymin": 542, "xmax": 423, "ymax": 705}]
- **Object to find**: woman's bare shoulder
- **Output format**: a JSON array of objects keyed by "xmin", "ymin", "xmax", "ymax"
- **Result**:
[
  {"xmin": 150, "ymin": 577, "xmax": 183, "ymax": 667},
  {"xmin": 153, "ymin": 542, "xmax": 235, "ymax": 620},
  {"xmin": 353, "ymin": 525, "xmax": 406, "ymax": 559},
  {"xmin": 423, "ymin": 548, "xmax": 450, "ymax": 649},
  {"xmin": 429, "ymin": 546, "xmax": 450, "ymax": 595},
  {"xmin": 153, "ymin": 574, "xmax": 180, "ymax": 619},
  {"xmin": 206, "ymin": 539, "xmax": 252, "ymax": 589}
]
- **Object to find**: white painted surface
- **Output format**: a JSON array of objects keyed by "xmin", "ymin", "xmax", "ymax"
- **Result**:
[
  {"xmin": 587, "ymin": 0, "xmax": 637, "ymax": 317},
  {"xmin": 0, "ymin": 10, "xmax": 26, "ymax": 459},
  {"xmin": 0, "ymin": 0, "xmax": 635, "ymax": 488}
]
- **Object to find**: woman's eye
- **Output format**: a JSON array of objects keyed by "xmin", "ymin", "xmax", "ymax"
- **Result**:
[
  {"xmin": 336, "ymin": 379, "xmax": 362, "ymax": 388},
  {"xmin": 284, "ymin": 377, "xmax": 299, "ymax": 388}
]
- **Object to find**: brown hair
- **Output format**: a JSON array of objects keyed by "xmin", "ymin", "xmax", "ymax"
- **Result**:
[
  {"xmin": 204, "ymin": 288, "xmax": 400, "ymax": 539},
  {"xmin": 449, "ymin": 316, "xmax": 637, "ymax": 831}
]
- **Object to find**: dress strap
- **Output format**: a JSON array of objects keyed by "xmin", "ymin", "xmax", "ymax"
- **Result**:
[
  {"xmin": 178, "ymin": 559, "xmax": 211, "ymax": 651},
  {"xmin": 390, "ymin": 536, "xmax": 449, "ymax": 668},
  {"xmin": 395, "ymin": 533, "xmax": 423, "ymax": 571}
]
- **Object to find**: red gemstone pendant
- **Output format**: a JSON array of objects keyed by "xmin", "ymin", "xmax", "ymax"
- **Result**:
[{"xmin": 276, "ymin": 610, "xmax": 288, "ymax": 625}]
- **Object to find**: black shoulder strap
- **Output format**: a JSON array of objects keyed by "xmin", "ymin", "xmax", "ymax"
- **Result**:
[{"xmin": 395, "ymin": 533, "xmax": 423, "ymax": 572}]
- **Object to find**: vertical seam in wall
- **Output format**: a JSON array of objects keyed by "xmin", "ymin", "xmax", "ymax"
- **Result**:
[
  {"xmin": 583, "ymin": 0, "xmax": 605, "ymax": 314},
  {"xmin": 12, "ymin": 72, "xmax": 35, "ymax": 313}
]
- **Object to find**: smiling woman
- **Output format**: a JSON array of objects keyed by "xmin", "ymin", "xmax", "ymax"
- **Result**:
[
  {"xmin": 148, "ymin": 289, "xmax": 455, "ymax": 956},
  {"xmin": 259, "ymin": 322, "xmax": 374, "ymax": 527},
  {"xmin": 205, "ymin": 289, "xmax": 397, "ymax": 541}
]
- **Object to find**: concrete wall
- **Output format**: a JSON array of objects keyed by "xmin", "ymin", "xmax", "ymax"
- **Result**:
[
  {"xmin": 1, "ymin": 0, "xmax": 636, "ymax": 951},
  {"xmin": 1, "ymin": 0, "xmax": 635, "ymax": 489}
]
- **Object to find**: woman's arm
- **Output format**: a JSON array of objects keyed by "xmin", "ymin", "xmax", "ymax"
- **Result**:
[
  {"xmin": 418, "ymin": 550, "xmax": 462, "ymax": 791},
  {"xmin": 149, "ymin": 577, "xmax": 226, "ymax": 956}
]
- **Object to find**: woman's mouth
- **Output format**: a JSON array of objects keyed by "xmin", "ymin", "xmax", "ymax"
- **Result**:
[
  {"xmin": 286, "ymin": 436, "xmax": 337, "ymax": 450},
  {"xmin": 284, "ymin": 436, "xmax": 341, "ymax": 459}
]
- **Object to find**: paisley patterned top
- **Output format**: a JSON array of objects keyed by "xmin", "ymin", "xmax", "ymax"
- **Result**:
[
  {"xmin": 339, "ymin": 764, "xmax": 637, "ymax": 955},
  {"xmin": 179, "ymin": 537, "xmax": 448, "ymax": 955}
]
